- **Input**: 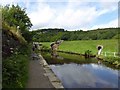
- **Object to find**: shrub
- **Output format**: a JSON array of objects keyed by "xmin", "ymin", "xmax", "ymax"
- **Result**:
[
  {"xmin": 2, "ymin": 45, "xmax": 30, "ymax": 88},
  {"xmin": 84, "ymin": 50, "xmax": 92, "ymax": 58}
]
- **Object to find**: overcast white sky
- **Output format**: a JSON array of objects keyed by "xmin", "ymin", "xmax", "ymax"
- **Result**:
[{"xmin": 0, "ymin": 0, "xmax": 119, "ymax": 31}]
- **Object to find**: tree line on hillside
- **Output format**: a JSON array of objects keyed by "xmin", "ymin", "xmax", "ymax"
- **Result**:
[{"xmin": 32, "ymin": 28, "xmax": 120, "ymax": 42}]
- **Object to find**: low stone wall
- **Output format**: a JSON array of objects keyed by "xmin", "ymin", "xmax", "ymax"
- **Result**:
[
  {"xmin": 38, "ymin": 54, "xmax": 64, "ymax": 89},
  {"xmin": 58, "ymin": 50, "xmax": 96, "ymax": 57}
]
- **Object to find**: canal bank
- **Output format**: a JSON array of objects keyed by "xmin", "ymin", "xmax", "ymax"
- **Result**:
[
  {"xmin": 41, "ymin": 49, "xmax": 120, "ymax": 69},
  {"xmin": 26, "ymin": 53, "xmax": 64, "ymax": 89},
  {"xmin": 38, "ymin": 54, "xmax": 64, "ymax": 88}
]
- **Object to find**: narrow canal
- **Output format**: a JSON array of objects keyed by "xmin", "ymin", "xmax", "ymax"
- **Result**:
[{"xmin": 41, "ymin": 51, "xmax": 119, "ymax": 88}]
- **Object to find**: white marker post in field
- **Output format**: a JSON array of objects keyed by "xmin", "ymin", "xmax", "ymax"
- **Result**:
[{"xmin": 97, "ymin": 45, "xmax": 103, "ymax": 56}]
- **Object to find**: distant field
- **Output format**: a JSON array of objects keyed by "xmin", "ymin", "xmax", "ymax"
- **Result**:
[{"xmin": 41, "ymin": 39, "xmax": 118, "ymax": 55}]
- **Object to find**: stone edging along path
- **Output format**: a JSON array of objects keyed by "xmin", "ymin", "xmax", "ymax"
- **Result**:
[{"xmin": 38, "ymin": 54, "xmax": 64, "ymax": 89}]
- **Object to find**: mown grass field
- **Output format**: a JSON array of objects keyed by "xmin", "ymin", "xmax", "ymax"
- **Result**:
[{"xmin": 41, "ymin": 39, "xmax": 118, "ymax": 55}]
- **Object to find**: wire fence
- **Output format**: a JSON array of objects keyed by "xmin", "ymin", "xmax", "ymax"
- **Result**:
[{"xmin": 101, "ymin": 52, "xmax": 120, "ymax": 58}]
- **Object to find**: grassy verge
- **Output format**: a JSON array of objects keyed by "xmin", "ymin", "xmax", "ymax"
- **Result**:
[
  {"xmin": 102, "ymin": 56, "xmax": 120, "ymax": 69},
  {"xmin": 2, "ymin": 45, "xmax": 31, "ymax": 88}
]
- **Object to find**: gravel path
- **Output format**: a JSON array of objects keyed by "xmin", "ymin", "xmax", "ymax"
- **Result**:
[{"xmin": 26, "ymin": 54, "xmax": 55, "ymax": 88}]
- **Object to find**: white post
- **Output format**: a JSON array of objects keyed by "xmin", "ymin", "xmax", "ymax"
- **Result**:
[
  {"xmin": 97, "ymin": 45, "xmax": 103, "ymax": 56},
  {"xmin": 98, "ymin": 49, "xmax": 102, "ymax": 55},
  {"xmin": 105, "ymin": 52, "xmax": 106, "ymax": 56},
  {"xmin": 114, "ymin": 52, "xmax": 116, "ymax": 57}
]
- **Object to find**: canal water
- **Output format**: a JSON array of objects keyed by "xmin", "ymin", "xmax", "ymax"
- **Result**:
[{"xmin": 41, "ymin": 51, "xmax": 119, "ymax": 88}]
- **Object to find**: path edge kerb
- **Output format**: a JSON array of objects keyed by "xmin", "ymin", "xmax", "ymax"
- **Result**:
[{"xmin": 38, "ymin": 54, "xmax": 64, "ymax": 89}]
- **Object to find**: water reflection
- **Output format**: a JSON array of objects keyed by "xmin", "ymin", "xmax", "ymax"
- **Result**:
[
  {"xmin": 51, "ymin": 51, "xmax": 58, "ymax": 58},
  {"xmin": 41, "ymin": 51, "xmax": 119, "ymax": 88},
  {"xmin": 51, "ymin": 51, "xmax": 63, "ymax": 60},
  {"xmin": 50, "ymin": 63, "xmax": 118, "ymax": 88},
  {"xmin": 97, "ymin": 60, "xmax": 101, "ymax": 65}
]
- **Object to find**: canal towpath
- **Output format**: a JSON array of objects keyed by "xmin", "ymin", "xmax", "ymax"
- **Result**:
[{"xmin": 26, "ymin": 52, "xmax": 64, "ymax": 89}]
